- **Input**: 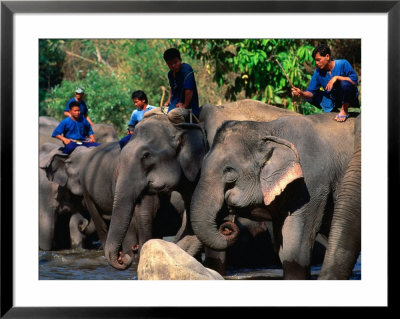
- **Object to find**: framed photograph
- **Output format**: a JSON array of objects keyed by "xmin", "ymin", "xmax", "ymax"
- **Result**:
[{"xmin": 1, "ymin": 0, "xmax": 396, "ymax": 316}]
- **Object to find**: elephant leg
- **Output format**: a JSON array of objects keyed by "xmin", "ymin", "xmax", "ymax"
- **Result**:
[
  {"xmin": 280, "ymin": 214, "xmax": 312, "ymax": 279},
  {"xmin": 122, "ymin": 214, "xmax": 139, "ymax": 261},
  {"xmin": 174, "ymin": 210, "xmax": 203, "ymax": 257},
  {"xmin": 83, "ymin": 192, "xmax": 108, "ymax": 247},
  {"xmin": 203, "ymin": 248, "xmax": 227, "ymax": 276},
  {"xmin": 319, "ymin": 145, "xmax": 361, "ymax": 279},
  {"xmin": 39, "ymin": 206, "xmax": 57, "ymax": 251},
  {"xmin": 69, "ymin": 213, "xmax": 87, "ymax": 249}
]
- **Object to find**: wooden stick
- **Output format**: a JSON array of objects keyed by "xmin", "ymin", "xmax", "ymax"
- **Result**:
[{"xmin": 274, "ymin": 58, "xmax": 294, "ymax": 88}]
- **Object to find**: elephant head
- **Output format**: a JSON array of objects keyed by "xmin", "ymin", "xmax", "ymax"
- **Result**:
[
  {"xmin": 104, "ymin": 111, "xmax": 207, "ymax": 270},
  {"xmin": 191, "ymin": 120, "xmax": 304, "ymax": 251},
  {"xmin": 40, "ymin": 145, "xmax": 93, "ymax": 197}
]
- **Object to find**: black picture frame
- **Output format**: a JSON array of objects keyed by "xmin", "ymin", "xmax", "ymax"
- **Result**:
[{"xmin": 1, "ymin": 0, "xmax": 396, "ymax": 317}]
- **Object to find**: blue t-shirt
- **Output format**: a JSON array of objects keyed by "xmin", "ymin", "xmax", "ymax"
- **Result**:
[
  {"xmin": 167, "ymin": 63, "xmax": 199, "ymax": 117},
  {"xmin": 128, "ymin": 105, "xmax": 157, "ymax": 128},
  {"xmin": 65, "ymin": 98, "xmax": 89, "ymax": 117},
  {"xmin": 306, "ymin": 59, "xmax": 359, "ymax": 95},
  {"xmin": 52, "ymin": 116, "xmax": 93, "ymax": 141}
]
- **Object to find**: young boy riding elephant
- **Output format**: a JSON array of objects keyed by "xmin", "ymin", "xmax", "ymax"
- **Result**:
[
  {"xmin": 291, "ymin": 43, "xmax": 359, "ymax": 122},
  {"xmin": 52, "ymin": 101, "xmax": 99, "ymax": 154}
]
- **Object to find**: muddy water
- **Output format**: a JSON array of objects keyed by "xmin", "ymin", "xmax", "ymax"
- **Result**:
[{"xmin": 39, "ymin": 249, "xmax": 361, "ymax": 280}]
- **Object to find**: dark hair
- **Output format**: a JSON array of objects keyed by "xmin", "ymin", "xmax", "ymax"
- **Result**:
[
  {"xmin": 312, "ymin": 43, "xmax": 331, "ymax": 59},
  {"xmin": 69, "ymin": 101, "xmax": 80, "ymax": 110},
  {"xmin": 131, "ymin": 90, "xmax": 148, "ymax": 103},
  {"xmin": 163, "ymin": 48, "xmax": 181, "ymax": 62}
]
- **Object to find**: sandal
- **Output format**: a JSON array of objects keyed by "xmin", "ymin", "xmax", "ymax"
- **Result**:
[{"xmin": 335, "ymin": 114, "xmax": 349, "ymax": 122}]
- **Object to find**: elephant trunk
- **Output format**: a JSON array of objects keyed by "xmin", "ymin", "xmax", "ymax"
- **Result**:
[
  {"xmin": 191, "ymin": 176, "xmax": 239, "ymax": 251},
  {"xmin": 319, "ymin": 144, "xmax": 361, "ymax": 279},
  {"xmin": 104, "ymin": 189, "xmax": 135, "ymax": 270}
]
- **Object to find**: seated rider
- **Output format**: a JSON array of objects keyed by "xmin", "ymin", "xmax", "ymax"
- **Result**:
[
  {"xmin": 163, "ymin": 48, "xmax": 200, "ymax": 118},
  {"xmin": 52, "ymin": 101, "xmax": 100, "ymax": 154},
  {"xmin": 119, "ymin": 90, "xmax": 157, "ymax": 149},
  {"xmin": 291, "ymin": 43, "xmax": 359, "ymax": 122}
]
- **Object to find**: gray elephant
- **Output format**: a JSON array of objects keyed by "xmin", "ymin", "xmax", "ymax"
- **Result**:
[
  {"xmin": 104, "ymin": 102, "xmax": 325, "ymax": 273},
  {"xmin": 199, "ymin": 99, "xmax": 300, "ymax": 147},
  {"xmin": 190, "ymin": 113, "xmax": 357, "ymax": 279},
  {"xmin": 39, "ymin": 143, "xmax": 96, "ymax": 250},
  {"xmin": 318, "ymin": 114, "xmax": 361, "ymax": 279},
  {"xmin": 104, "ymin": 110, "xmax": 208, "ymax": 270},
  {"xmin": 41, "ymin": 137, "xmax": 185, "ymax": 264}
]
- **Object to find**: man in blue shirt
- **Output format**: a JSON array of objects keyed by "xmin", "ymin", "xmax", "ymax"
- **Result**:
[
  {"xmin": 53, "ymin": 101, "xmax": 99, "ymax": 154},
  {"xmin": 163, "ymin": 48, "xmax": 200, "ymax": 118},
  {"xmin": 64, "ymin": 86, "xmax": 94, "ymax": 125},
  {"xmin": 291, "ymin": 43, "xmax": 359, "ymax": 122},
  {"xmin": 119, "ymin": 90, "xmax": 157, "ymax": 148}
]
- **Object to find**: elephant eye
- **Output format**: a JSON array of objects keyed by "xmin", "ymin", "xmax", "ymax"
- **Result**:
[{"xmin": 142, "ymin": 151, "xmax": 151, "ymax": 160}]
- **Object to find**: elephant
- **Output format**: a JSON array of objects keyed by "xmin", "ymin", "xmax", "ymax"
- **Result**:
[
  {"xmin": 41, "ymin": 137, "xmax": 185, "ymax": 263},
  {"xmin": 318, "ymin": 114, "xmax": 361, "ymax": 279},
  {"xmin": 39, "ymin": 143, "xmax": 96, "ymax": 250},
  {"xmin": 104, "ymin": 102, "xmax": 327, "ymax": 273},
  {"xmin": 104, "ymin": 110, "xmax": 208, "ymax": 270},
  {"xmin": 190, "ymin": 112, "xmax": 357, "ymax": 279},
  {"xmin": 199, "ymin": 99, "xmax": 300, "ymax": 147}
]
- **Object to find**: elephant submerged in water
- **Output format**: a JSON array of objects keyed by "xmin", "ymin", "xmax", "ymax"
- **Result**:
[{"xmin": 190, "ymin": 113, "xmax": 358, "ymax": 279}]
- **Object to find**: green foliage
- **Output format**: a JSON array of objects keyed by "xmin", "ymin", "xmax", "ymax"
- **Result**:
[
  {"xmin": 40, "ymin": 39, "xmax": 360, "ymax": 133},
  {"xmin": 177, "ymin": 39, "xmax": 359, "ymax": 114},
  {"xmin": 40, "ymin": 39, "xmax": 226, "ymax": 136},
  {"xmin": 39, "ymin": 40, "xmax": 65, "ymax": 115},
  {"xmin": 40, "ymin": 39, "xmax": 173, "ymax": 136}
]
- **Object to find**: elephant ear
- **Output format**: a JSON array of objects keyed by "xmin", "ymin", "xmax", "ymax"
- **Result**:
[
  {"xmin": 259, "ymin": 136, "xmax": 304, "ymax": 206},
  {"xmin": 40, "ymin": 146, "xmax": 69, "ymax": 186},
  {"xmin": 175, "ymin": 123, "xmax": 207, "ymax": 182},
  {"xmin": 40, "ymin": 147, "xmax": 90, "ymax": 195}
]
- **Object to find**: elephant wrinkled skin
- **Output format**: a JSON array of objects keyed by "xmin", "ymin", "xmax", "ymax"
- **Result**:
[
  {"xmin": 191, "ymin": 113, "xmax": 357, "ymax": 279},
  {"xmin": 319, "ymin": 114, "xmax": 361, "ymax": 279}
]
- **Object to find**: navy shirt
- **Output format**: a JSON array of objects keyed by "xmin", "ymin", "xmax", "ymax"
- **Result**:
[
  {"xmin": 167, "ymin": 63, "xmax": 199, "ymax": 117},
  {"xmin": 65, "ymin": 98, "xmax": 89, "ymax": 117},
  {"xmin": 52, "ymin": 116, "xmax": 93, "ymax": 141},
  {"xmin": 306, "ymin": 59, "xmax": 359, "ymax": 96}
]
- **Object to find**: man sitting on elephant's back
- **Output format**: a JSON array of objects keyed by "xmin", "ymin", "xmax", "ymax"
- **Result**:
[
  {"xmin": 52, "ymin": 101, "xmax": 100, "ymax": 154},
  {"xmin": 291, "ymin": 43, "xmax": 359, "ymax": 122}
]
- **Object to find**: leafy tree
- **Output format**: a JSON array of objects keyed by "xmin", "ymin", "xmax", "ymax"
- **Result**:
[
  {"xmin": 177, "ymin": 39, "xmax": 360, "ymax": 114},
  {"xmin": 40, "ymin": 39, "xmax": 226, "ymax": 136},
  {"xmin": 39, "ymin": 38, "xmax": 360, "ymax": 136}
]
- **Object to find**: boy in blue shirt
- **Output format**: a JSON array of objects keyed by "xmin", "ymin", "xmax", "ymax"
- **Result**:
[
  {"xmin": 53, "ymin": 101, "xmax": 99, "ymax": 154},
  {"xmin": 119, "ymin": 90, "xmax": 157, "ymax": 148},
  {"xmin": 163, "ymin": 48, "xmax": 200, "ymax": 118},
  {"xmin": 64, "ymin": 86, "xmax": 94, "ymax": 125},
  {"xmin": 291, "ymin": 43, "xmax": 359, "ymax": 122}
]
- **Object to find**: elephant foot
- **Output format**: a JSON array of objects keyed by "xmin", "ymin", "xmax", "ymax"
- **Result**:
[{"xmin": 282, "ymin": 261, "xmax": 310, "ymax": 280}]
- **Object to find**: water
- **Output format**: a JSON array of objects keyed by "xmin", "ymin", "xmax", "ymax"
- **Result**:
[{"xmin": 39, "ymin": 248, "xmax": 361, "ymax": 280}]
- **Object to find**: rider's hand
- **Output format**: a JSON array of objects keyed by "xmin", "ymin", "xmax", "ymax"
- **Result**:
[{"xmin": 291, "ymin": 87, "xmax": 302, "ymax": 97}]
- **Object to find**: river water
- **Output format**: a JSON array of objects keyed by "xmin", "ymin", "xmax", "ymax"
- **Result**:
[{"xmin": 39, "ymin": 246, "xmax": 361, "ymax": 280}]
